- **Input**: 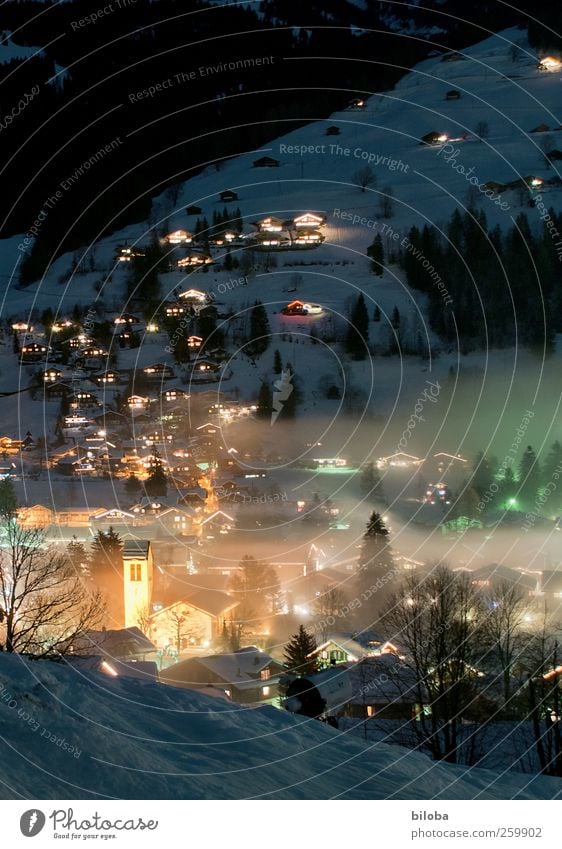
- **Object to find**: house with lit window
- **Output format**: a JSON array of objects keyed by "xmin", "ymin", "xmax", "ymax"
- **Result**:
[
  {"xmin": 163, "ymin": 229, "xmax": 193, "ymax": 245},
  {"xmin": 308, "ymin": 632, "xmax": 400, "ymax": 669},
  {"xmin": 160, "ymin": 646, "xmax": 283, "ymax": 704},
  {"xmin": 345, "ymin": 655, "xmax": 420, "ymax": 719},
  {"xmin": 292, "ymin": 212, "xmax": 325, "ymax": 229},
  {"xmin": 143, "ymin": 363, "xmax": 175, "ymax": 380},
  {"xmin": 149, "ymin": 589, "xmax": 239, "ymax": 651}
]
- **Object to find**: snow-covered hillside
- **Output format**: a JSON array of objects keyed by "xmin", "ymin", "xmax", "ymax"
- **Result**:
[
  {"xmin": 1, "ymin": 26, "xmax": 562, "ymax": 459},
  {"xmin": 1, "ymin": 653, "xmax": 560, "ymax": 799}
]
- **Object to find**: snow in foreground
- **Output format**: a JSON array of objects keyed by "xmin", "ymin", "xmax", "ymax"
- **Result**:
[{"xmin": 0, "ymin": 654, "xmax": 560, "ymax": 800}]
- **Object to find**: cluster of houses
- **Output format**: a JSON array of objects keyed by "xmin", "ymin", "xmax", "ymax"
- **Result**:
[
  {"xmin": 246, "ymin": 212, "xmax": 326, "ymax": 251},
  {"xmin": 115, "ymin": 209, "xmax": 327, "ymax": 271}
]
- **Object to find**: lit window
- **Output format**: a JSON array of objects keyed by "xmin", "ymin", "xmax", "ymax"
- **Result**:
[
  {"xmin": 367, "ymin": 706, "xmax": 375, "ymax": 717},
  {"xmin": 260, "ymin": 669, "xmax": 271, "ymax": 680},
  {"xmin": 130, "ymin": 563, "xmax": 142, "ymax": 581},
  {"xmin": 262, "ymin": 686, "xmax": 270, "ymax": 697}
]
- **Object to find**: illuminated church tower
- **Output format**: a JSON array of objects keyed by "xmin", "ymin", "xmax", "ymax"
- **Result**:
[{"xmin": 122, "ymin": 540, "xmax": 153, "ymax": 628}]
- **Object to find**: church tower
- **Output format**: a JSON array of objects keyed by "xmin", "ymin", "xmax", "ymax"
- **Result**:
[{"xmin": 122, "ymin": 539, "xmax": 153, "ymax": 629}]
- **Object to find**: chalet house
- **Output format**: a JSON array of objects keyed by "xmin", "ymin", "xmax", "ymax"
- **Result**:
[
  {"xmin": 143, "ymin": 363, "xmax": 175, "ymax": 380},
  {"xmin": 293, "ymin": 212, "xmax": 325, "ymax": 229},
  {"xmin": 92, "ymin": 370, "xmax": 120, "ymax": 385},
  {"xmin": 248, "ymin": 233, "xmax": 290, "ymax": 250},
  {"xmin": 530, "ymin": 123, "xmax": 550, "ymax": 133},
  {"xmin": 150, "ymin": 589, "xmax": 239, "ymax": 649},
  {"xmin": 164, "ymin": 302, "xmax": 186, "ymax": 318},
  {"xmin": 69, "ymin": 391, "xmax": 100, "ymax": 409},
  {"xmin": 20, "ymin": 342, "xmax": 49, "ymax": 363},
  {"xmin": 199, "ymin": 510, "xmax": 234, "ymax": 536},
  {"xmin": 441, "ymin": 51, "xmax": 464, "ymax": 62},
  {"xmin": 161, "ymin": 647, "xmax": 283, "ymax": 704},
  {"xmin": 127, "ymin": 394, "xmax": 150, "ymax": 412},
  {"xmin": 0, "ymin": 436, "xmax": 24, "ymax": 456},
  {"xmin": 187, "ymin": 335, "xmax": 203, "ymax": 350},
  {"xmin": 71, "ymin": 627, "xmax": 157, "ymax": 662},
  {"xmin": 163, "ymin": 229, "xmax": 193, "ymax": 245},
  {"xmin": 348, "ymin": 98, "xmax": 365, "ymax": 108},
  {"xmin": 178, "ymin": 288, "xmax": 208, "ymax": 304},
  {"xmin": 114, "ymin": 313, "xmax": 140, "ymax": 327},
  {"xmin": 12, "ymin": 321, "xmax": 33, "ymax": 333},
  {"xmin": 282, "ymin": 300, "xmax": 308, "ymax": 316},
  {"xmin": 219, "ymin": 190, "xmax": 238, "ymax": 202},
  {"xmin": 345, "ymin": 656, "xmax": 419, "ymax": 719},
  {"xmin": 158, "ymin": 388, "xmax": 190, "ymax": 404},
  {"xmin": 41, "ymin": 367, "xmax": 63, "ymax": 383},
  {"xmin": 445, "ymin": 89, "xmax": 461, "ymax": 100},
  {"xmin": 254, "ymin": 216, "xmax": 286, "ymax": 233},
  {"xmin": 420, "ymin": 131, "xmax": 448, "ymax": 145},
  {"xmin": 45, "ymin": 380, "xmax": 71, "ymax": 401},
  {"xmin": 116, "ymin": 245, "xmax": 145, "ymax": 262},
  {"xmin": 325, "ymin": 126, "xmax": 340, "ymax": 136},
  {"xmin": 253, "ymin": 156, "xmax": 280, "ymax": 168},
  {"xmin": 177, "ymin": 253, "xmax": 213, "ymax": 268},
  {"xmin": 186, "ymin": 205, "xmax": 202, "ymax": 215},
  {"xmin": 16, "ymin": 504, "xmax": 55, "ymax": 528},
  {"xmin": 308, "ymin": 632, "xmax": 400, "ymax": 668},
  {"xmin": 62, "ymin": 334, "xmax": 94, "ymax": 349},
  {"xmin": 376, "ymin": 452, "xmax": 423, "ymax": 469},
  {"xmin": 292, "ymin": 229, "xmax": 324, "ymax": 247},
  {"xmin": 92, "ymin": 409, "xmax": 127, "ymax": 428},
  {"xmin": 537, "ymin": 56, "xmax": 562, "ymax": 72},
  {"xmin": 90, "ymin": 508, "xmax": 136, "ymax": 529},
  {"xmin": 178, "ymin": 486, "xmax": 208, "ymax": 506}
]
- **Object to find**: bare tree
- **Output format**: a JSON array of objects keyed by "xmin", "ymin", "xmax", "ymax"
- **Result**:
[
  {"xmin": 352, "ymin": 166, "xmax": 377, "ymax": 193},
  {"xmin": 313, "ymin": 583, "xmax": 348, "ymax": 640},
  {"xmin": 381, "ymin": 564, "xmax": 485, "ymax": 762},
  {"xmin": 481, "ymin": 580, "xmax": 530, "ymax": 707},
  {"xmin": 0, "ymin": 521, "xmax": 104, "ymax": 657},
  {"xmin": 474, "ymin": 121, "xmax": 490, "ymax": 143},
  {"xmin": 166, "ymin": 608, "xmax": 202, "ymax": 653}
]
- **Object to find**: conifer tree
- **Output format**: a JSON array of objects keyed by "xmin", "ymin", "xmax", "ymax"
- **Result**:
[
  {"xmin": 367, "ymin": 233, "xmax": 384, "ymax": 275},
  {"xmin": 145, "ymin": 448, "xmax": 168, "ymax": 497},
  {"xmin": 283, "ymin": 625, "xmax": 318, "ymax": 675},
  {"xmin": 345, "ymin": 293, "xmax": 369, "ymax": 359}
]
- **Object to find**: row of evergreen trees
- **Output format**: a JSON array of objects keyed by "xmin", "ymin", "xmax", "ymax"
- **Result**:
[{"xmin": 398, "ymin": 208, "xmax": 562, "ymax": 352}]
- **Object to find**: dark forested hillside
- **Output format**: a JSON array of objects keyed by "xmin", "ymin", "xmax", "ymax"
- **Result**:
[{"xmin": 0, "ymin": 0, "xmax": 556, "ymax": 282}]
